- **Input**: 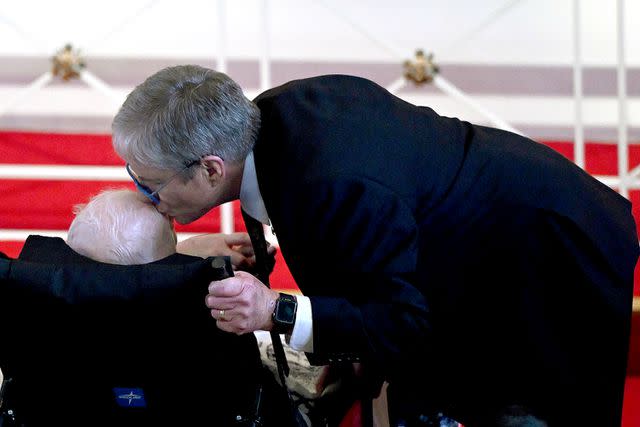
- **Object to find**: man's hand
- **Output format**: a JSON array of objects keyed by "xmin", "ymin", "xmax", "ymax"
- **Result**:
[
  {"xmin": 205, "ymin": 271, "xmax": 280, "ymax": 334},
  {"xmin": 176, "ymin": 232, "xmax": 276, "ymax": 272}
]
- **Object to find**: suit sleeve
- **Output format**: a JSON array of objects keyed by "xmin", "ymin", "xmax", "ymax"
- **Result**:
[{"xmin": 285, "ymin": 175, "xmax": 431, "ymax": 373}]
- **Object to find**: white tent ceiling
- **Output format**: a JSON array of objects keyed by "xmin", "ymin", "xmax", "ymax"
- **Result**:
[
  {"xmin": 0, "ymin": 0, "xmax": 637, "ymax": 139},
  {"xmin": 1, "ymin": 0, "xmax": 638, "ymax": 64}
]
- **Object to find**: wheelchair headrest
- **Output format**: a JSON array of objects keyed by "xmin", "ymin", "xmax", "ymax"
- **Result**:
[{"xmin": 0, "ymin": 249, "xmax": 232, "ymax": 304}]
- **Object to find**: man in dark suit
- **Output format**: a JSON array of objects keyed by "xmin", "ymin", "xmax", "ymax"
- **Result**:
[{"xmin": 112, "ymin": 65, "xmax": 639, "ymax": 426}]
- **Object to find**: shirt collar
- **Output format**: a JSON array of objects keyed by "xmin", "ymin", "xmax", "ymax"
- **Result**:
[{"xmin": 240, "ymin": 151, "xmax": 270, "ymax": 225}]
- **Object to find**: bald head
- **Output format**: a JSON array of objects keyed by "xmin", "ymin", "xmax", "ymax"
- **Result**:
[{"xmin": 67, "ymin": 189, "xmax": 177, "ymax": 265}]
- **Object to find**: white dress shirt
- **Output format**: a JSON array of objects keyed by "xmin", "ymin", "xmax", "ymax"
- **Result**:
[{"xmin": 240, "ymin": 152, "xmax": 314, "ymax": 352}]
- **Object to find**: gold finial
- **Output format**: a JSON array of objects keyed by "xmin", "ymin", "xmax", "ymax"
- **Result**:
[
  {"xmin": 403, "ymin": 49, "xmax": 439, "ymax": 85},
  {"xmin": 51, "ymin": 43, "xmax": 86, "ymax": 81}
]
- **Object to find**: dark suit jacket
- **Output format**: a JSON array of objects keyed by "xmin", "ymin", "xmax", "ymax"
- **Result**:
[
  {"xmin": 0, "ymin": 236, "xmax": 267, "ymax": 427},
  {"xmin": 252, "ymin": 75, "xmax": 639, "ymax": 425}
]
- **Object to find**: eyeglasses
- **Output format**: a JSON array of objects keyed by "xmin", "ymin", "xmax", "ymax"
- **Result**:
[{"xmin": 126, "ymin": 160, "xmax": 199, "ymax": 205}]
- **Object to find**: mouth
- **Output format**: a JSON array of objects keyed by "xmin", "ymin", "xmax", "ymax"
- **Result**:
[{"xmin": 159, "ymin": 211, "xmax": 176, "ymax": 224}]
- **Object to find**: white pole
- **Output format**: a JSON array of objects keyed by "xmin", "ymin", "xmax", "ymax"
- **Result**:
[
  {"xmin": 386, "ymin": 77, "xmax": 407, "ymax": 95},
  {"xmin": 593, "ymin": 176, "xmax": 640, "ymax": 190},
  {"xmin": 0, "ymin": 229, "xmax": 205, "ymax": 243},
  {"xmin": 79, "ymin": 70, "xmax": 123, "ymax": 109},
  {"xmin": 0, "ymin": 72, "xmax": 53, "ymax": 118},
  {"xmin": 572, "ymin": 0, "xmax": 585, "ymax": 169},
  {"xmin": 259, "ymin": 0, "xmax": 278, "ymax": 243},
  {"xmin": 0, "ymin": 164, "xmax": 128, "ymax": 180},
  {"xmin": 616, "ymin": 0, "xmax": 628, "ymax": 198},
  {"xmin": 433, "ymin": 75, "xmax": 524, "ymax": 136},
  {"xmin": 259, "ymin": 0, "xmax": 271, "ymax": 92},
  {"xmin": 216, "ymin": 0, "xmax": 234, "ymax": 233},
  {"xmin": 628, "ymin": 163, "xmax": 640, "ymax": 178}
]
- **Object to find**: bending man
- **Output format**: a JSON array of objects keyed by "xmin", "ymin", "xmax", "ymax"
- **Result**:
[{"xmin": 112, "ymin": 66, "xmax": 639, "ymax": 426}]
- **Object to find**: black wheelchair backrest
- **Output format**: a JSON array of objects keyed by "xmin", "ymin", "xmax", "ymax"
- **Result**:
[{"xmin": 0, "ymin": 239, "xmax": 268, "ymax": 427}]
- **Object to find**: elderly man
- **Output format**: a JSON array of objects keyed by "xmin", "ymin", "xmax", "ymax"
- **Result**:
[
  {"xmin": 0, "ymin": 188, "xmax": 288, "ymax": 427},
  {"xmin": 66, "ymin": 188, "xmax": 265, "ymax": 268},
  {"xmin": 112, "ymin": 65, "xmax": 638, "ymax": 426},
  {"xmin": 66, "ymin": 189, "xmax": 177, "ymax": 264}
]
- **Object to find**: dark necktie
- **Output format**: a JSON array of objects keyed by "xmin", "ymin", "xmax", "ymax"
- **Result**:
[{"xmin": 240, "ymin": 208, "xmax": 290, "ymax": 381}]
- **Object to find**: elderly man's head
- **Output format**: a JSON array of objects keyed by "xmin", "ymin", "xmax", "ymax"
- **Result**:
[{"xmin": 66, "ymin": 189, "xmax": 177, "ymax": 264}]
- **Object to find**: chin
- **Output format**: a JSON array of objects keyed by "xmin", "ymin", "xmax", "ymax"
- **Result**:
[
  {"xmin": 174, "ymin": 211, "xmax": 206, "ymax": 225},
  {"xmin": 174, "ymin": 216, "xmax": 193, "ymax": 225}
]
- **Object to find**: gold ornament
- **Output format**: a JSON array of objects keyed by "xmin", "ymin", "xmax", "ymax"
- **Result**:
[
  {"xmin": 403, "ymin": 49, "xmax": 439, "ymax": 85},
  {"xmin": 51, "ymin": 44, "xmax": 86, "ymax": 81}
]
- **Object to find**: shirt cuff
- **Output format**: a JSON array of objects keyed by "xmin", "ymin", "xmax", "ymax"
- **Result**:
[{"xmin": 288, "ymin": 295, "xmax": 313, "ymax": 353}]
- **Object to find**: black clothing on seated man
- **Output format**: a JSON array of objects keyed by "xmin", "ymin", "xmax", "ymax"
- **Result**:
[{"xmin": 0, "ymin": 235, "xmax": 293, "ymax": 427}]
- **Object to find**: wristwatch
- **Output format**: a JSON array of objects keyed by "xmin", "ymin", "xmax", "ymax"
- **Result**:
[{"xmin": 271, "ymin": 293, "xmax": 297, "ymax": 335}]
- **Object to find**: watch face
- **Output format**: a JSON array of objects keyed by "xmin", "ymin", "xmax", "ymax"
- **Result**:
[
  {"xmin": 279, "ymin": 302, "xmax": 296, "ymax": 322},
  {"xmin": 275, "ymin": 297, "xmax": 297, "ymax": 325}
]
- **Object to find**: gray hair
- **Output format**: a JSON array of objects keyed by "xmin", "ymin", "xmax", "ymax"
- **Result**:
[
  {"xmin": 112, "ymin": 65, "xmax": 261, "ymax": 177},
  {"xmin": 67, "ymin": 189, "xmax": 177, "ymax": 265}
]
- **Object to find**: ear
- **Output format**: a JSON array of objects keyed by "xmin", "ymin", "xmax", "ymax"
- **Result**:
[{"xmin": 201, "ymin": 155, "xmax": 225, "ymax": 186}]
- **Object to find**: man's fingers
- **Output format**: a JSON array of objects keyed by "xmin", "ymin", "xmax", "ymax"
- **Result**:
[
  {"xmin": 209, "ymin": 305, "xmax": 235, "ymax": 320},
  {"xmin": 228, "ymin": 251, "xmax": 249, "ymax": 269},
  {"xmin": 215, "ymin": 318, "xmax": 235, "ymax": 333},
  {"xmin": 205, "ymin": 297, "xmax": 236, "ymax": 311},
  {"xmin": 224, "ymin": 232, "xmax": 252, "ymax": 247},
  {"xmin": 235, "ymin": 245, "xmax": 256, "ymax": 257},
  {"xmin": 237, "ymin": 255, "xmax": 257, "ymax": 271},
  {"xmin": 205, "ymin": 272, "xmax": 274, "ymax": 335}
]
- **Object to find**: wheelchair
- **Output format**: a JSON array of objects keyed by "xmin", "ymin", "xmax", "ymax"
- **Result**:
[{"xmin": 0, "ymin": 235, "xmax": 296, "ymax": 427}]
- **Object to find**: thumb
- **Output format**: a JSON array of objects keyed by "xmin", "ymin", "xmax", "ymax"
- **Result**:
[{"xmin": 208, "ymin": 277, "xmax": 244, "ymax": 296}]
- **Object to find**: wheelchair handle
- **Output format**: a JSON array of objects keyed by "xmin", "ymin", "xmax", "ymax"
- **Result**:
[{"xmin": 210, "ymin": 257, "xmax": 234, "ymax": 280}]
